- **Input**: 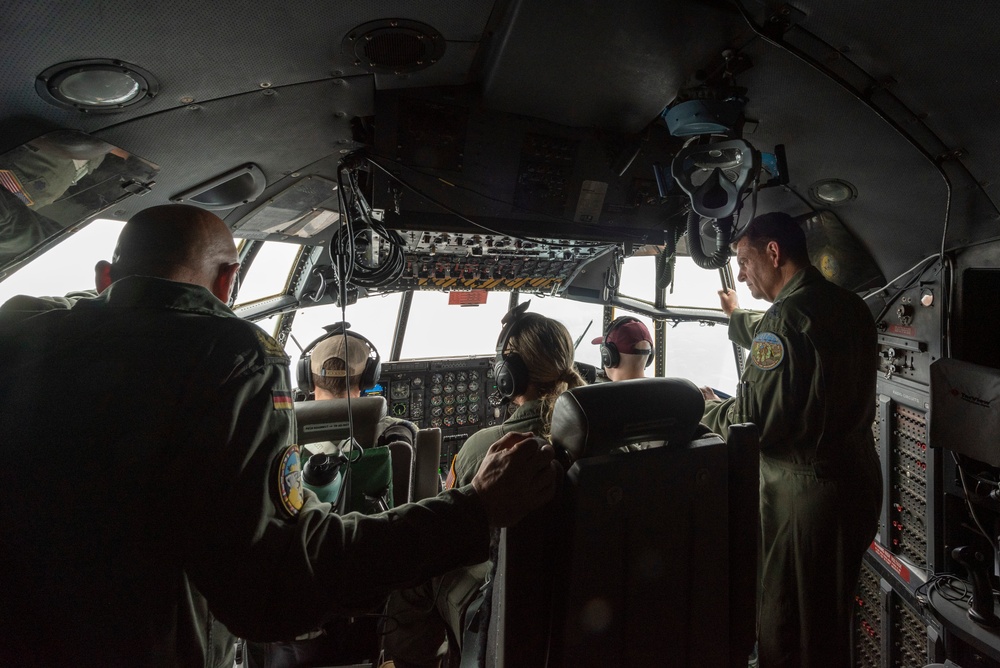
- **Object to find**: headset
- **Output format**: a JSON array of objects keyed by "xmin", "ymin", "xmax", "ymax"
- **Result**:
[
  {"xmin": 493, "ymin": 300, "xmax": 532, "ymax": 400},
  {"xmin": 296, "ymin": 322, "xmax": 382, "ymax": 397},
  {"xmin": 599, "ymin": 316, "xmax": 654, "ymax": 370}
]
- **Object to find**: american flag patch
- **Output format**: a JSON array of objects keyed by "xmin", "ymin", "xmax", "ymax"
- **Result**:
[
  {"xmin": 272, "ymin": 390, "xmax": 294, "ymax": 411},
  {"xmin": 0, "ymin": 170, "xmax": 33, "ymax": 206}
]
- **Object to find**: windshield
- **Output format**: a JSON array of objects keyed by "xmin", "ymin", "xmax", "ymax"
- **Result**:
[{"xmin": 0, "ymin": 228, "xmax": 773, "ymax": 397}]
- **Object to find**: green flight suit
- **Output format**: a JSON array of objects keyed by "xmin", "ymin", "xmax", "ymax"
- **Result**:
[
  {"xmin": 0, "ymin": 276, "xmax": 490, "ymax": 667},
  {"xmin": 383, "ymin": 400, "xmax": 545, "ymax": 668},
  {"xmin": 702, "ymin": 266, "xmax": 882, "ymax": 668}
]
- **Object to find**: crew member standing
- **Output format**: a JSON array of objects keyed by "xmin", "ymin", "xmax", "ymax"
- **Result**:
[{"xmin": 701, "ymin": 211, "xmax": 882, "ymax": 668}]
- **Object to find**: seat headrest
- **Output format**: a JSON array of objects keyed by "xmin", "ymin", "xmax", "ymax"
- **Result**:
[
  {"xmin": 551, "ymin": 378, "xmax": 705, "ymax": 459},
  {"xmin": 294, "ymin": 396, "xmax": 387, "ymax": 447}
]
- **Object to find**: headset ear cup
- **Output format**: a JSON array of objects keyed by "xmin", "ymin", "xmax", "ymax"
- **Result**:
[
  {"xmin": 361, "ymin": 356, "xmax": 381, "ymax": 392},
  {"xmin": 602, "ymin": 343, "xmax": 620, "ymax": 369},
  {"xmin": 495, "ymin": 353, "xmax": 529, "ymax": 399},
  {"xmin": 297, "ymin": 356, "xmax": 313, "ymax": 396},
  {"xmin": 645, "ymin": 346, "xmax": 655, "ymax": 368}
]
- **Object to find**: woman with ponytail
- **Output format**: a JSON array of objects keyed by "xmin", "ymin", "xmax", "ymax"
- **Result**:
[
  {"xmin": 383, "ymin": 311, "xmax": 585, "ymax": 668},
  {"xmin": 452, "ymin": 312, "xmax": 585, "ymax": 486}
]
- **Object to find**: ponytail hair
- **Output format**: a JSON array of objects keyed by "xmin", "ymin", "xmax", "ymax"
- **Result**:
[{"xmin": 508, "ymin": 313, "xmax": 586, "ymax": 436}]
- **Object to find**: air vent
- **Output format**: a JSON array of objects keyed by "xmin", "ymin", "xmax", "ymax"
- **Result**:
[
  {"xmin": 344, "ymin": 19, "xmax": 445, "ymax": 74},
  {"xmin": 171, "ymin": 164, "xmax": 266, "ymax": 210}
]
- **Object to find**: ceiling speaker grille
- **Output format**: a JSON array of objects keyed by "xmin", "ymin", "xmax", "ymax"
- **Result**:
[{"xmin": 345, "ymin": 19, "xmax": 445, "ymax": 74}]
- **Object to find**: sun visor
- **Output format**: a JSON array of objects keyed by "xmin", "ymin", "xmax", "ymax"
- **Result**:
[
  {"xmin": 0, "ymin": 129, "xmax": 158, "ymax": 276},
  {"xmin": 929, "ymin": 358, "xmax": 1000, "ymax": 466},
  {"xmin": 232, "ymin": 176, "xmax": 341, "ymax": 242}
]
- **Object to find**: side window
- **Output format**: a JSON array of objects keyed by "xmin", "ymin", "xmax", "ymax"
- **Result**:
[
  {"xmin": 235, "ymin": 241, "xmax": 302, "ymax": 306},
  {"xmin": 0, "ymin": 218, "xmax": 124, "ymax": 303}
]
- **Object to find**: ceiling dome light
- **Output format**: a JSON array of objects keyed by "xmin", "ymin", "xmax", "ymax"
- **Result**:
[
  {"xmin": 809, "ymin": 178, "xmax": 857, "ymax": 205},
  {"xmin": 36, "ymin": 59, "xmax": 158, "ymax": 113}
]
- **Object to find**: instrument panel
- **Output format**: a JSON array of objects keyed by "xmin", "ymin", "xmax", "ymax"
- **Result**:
[{"xmin": 368, "ymin": 355, "xmax": 512, "ymax": 474}]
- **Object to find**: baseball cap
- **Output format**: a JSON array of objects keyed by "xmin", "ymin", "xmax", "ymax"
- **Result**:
[
  {"xmin": 592, "ymin": 319, "xmax": 653, "ymax": 355},
  {"xmin": 311, "ymin": 334, "xmax": 370, "ymax": 378}
]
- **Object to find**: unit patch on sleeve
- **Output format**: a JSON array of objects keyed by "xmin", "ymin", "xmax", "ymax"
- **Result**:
[
  {"xmin": 750, "ymin": 331, "xmax": 785, "ymax": 370},
  {"xmin": 254, "ymin": 327, "xmax": 288, "ymax": 361},
  {"xmin": 274, "ymin": 444, "xmax": 303, "ymax": 517}
]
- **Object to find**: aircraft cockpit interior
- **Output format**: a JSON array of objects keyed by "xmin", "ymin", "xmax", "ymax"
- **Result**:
[{"xmin": 3, "ymin": 1, "xmax": 1000, "ymax": 666}]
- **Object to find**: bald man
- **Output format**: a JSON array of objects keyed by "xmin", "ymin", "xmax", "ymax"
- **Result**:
[{"xmin": 0, "ymin": 204, "xmax": 561, "ymax": 667}]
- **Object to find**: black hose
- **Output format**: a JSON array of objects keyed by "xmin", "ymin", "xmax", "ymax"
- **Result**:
[{"xmin": 687, "ymin": 210, "xmax": 733, "ymax": 269}]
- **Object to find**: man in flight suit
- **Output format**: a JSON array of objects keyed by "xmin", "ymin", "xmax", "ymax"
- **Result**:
[
  {"xmin": 0, "ymin": 204, "xmax": 561, "ymax": 667},
  {"xmin": 701, "ymin": 212, "xmax": 882, "ymax": 668}
]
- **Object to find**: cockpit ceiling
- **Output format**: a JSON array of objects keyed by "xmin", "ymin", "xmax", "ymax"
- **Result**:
[{"xmin": 2, "ymin": 0, "xmax": 1000, "ymax": 283}]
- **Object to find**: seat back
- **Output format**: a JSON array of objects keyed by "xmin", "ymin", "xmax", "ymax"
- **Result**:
[
  {"xmin": 294, "ymin": 396, "xmax": 387, "ymax": 448},
  {"xmin": 387, "ymin": 441, "xmax": 414, "ymax": 505},
  {"xmin": 484, "ymin": 379, "xmax": 759, "ymax": 668},
  {"xmin": 412, "ymin": 427, "xmax": 443, "ymax": 501}
]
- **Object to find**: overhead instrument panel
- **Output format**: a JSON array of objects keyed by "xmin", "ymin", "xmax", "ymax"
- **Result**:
[{"xmin": 388, "ymin": 230, "xmax": 610, "ymax": 293}]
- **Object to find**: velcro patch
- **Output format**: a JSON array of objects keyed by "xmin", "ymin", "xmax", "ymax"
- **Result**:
[
  {"xmin": 275, "ymin": 445, "xmax": 303, "ymax": 517},
  {"xmin": 255, "ymin": 328, "xmax": 288, "ymax": 360},
  {"xmin": 750, "ymin": 331, "xmax": 785, "ymax": 370}
]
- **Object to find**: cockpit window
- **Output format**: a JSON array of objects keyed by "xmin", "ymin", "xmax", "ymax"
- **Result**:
[
  {"xmin": 399, "ymin": 291, "xmax": 511, "ymax": 359},
  {"xmin": 284, "ymin": 292, "xmax": 403, "ymax": 361},
  {"xmin": 234, "ymin": 241, "xmax": 302, "ymax": 306},
  {"xmin": 0, "ymin": 217, "xmax": 123, "ymax": 302},
  {"xmin": 528, "ymin": 296, "xmax": 605, "ymax": 368}
]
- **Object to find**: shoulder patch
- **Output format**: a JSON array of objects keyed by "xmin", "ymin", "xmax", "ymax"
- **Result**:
[
  {"xmin": 274, "ymin": 445, "xmax": 304, "ymax": 517},
  {"xmin": 750, "ymin": 331, "xmax": 785, "ymax": 370},
  {"xmin": 254, "ymin": 327, "xmax": 288, "ymax": 361}
]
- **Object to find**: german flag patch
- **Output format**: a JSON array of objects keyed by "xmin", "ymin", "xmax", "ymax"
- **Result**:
[{"xmin": 272, "ymin": 390, "xmax": 294, "ymax": 410}]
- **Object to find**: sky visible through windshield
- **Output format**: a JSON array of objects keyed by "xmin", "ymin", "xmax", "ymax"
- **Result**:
[{"xmin": 0, "ymin": 218, "xmax": 769, "ymax": 394}]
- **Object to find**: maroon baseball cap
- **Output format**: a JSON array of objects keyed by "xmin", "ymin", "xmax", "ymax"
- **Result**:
[{"xmin": 592, "ymin": 319, "xmax": 653, "ymax": 354}]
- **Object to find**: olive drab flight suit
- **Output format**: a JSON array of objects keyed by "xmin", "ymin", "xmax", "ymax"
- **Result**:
[
  {"xmin": 0, "ymin": 276, "xmax": 491, "ymax": 668},
  {"xmin": 702, "ymin": 266, "xmax": 883, "ymax": 668}
]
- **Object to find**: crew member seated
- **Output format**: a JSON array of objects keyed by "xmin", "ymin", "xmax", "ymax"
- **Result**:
[
  {"xmin": 592, "ymin": 315, "xmax": 654, "ymax": 381},
  {"xmin": 382, "ymin": 302, "xmax": 585, "ymax": 668},
  {"xmin": 300, "ymin": 323, "xmax": 417, "ymax": 447}
]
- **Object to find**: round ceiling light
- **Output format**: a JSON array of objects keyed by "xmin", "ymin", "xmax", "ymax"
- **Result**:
[
  {"xmin": 808, "ymin": 178, "xmax": 857, "ymax": 205},
  {"xmin": 36, "ymin": 59, "xmax": 159, "ymax": 113}
]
